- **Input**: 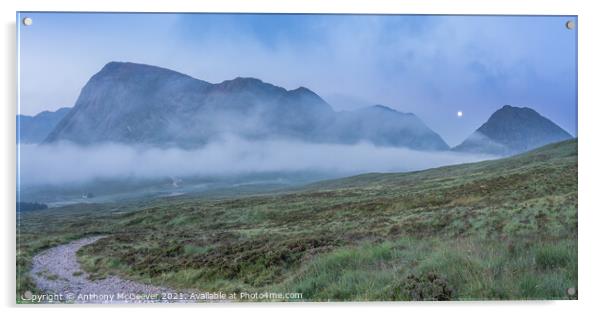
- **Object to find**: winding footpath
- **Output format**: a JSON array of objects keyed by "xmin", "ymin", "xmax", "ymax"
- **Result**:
[{"xmin": 30, "ymin": 236, "xmax": 195, "ymax": 303}]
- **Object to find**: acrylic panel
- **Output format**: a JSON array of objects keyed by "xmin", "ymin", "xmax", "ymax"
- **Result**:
[{"xmin": 16, "ymin": 12, "xmax": 578, "ymax": 303}]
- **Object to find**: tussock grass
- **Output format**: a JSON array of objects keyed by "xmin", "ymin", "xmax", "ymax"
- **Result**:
[{"xmin": 280, "ymin": 237, "xmax": 577, "ymax": 300}]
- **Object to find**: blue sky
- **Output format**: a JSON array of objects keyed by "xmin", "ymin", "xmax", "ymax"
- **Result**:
[{"xmin": 18, "ymin": 13, "xmax": 577, "ymax": 145}]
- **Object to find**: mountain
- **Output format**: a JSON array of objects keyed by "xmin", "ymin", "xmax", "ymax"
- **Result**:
[
  {"xmin": 328, "ymin": 105, "xmax": 449, "ymax": 150},
  {"xmin": 453, "ymin": 105, "xmax": 573, "ymax": 155},
  {"xmin": 17, "ymin": 107, "xmax": 70, "ymax": 144},
  {"xmin": 44, "ymin": 62, "xmax": 448, "ymax": 150}
]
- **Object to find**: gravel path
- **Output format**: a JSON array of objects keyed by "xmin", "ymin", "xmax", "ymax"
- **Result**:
[{"xmin": 30, "ymin": 236, "xmax": 199, "ymax": 303}]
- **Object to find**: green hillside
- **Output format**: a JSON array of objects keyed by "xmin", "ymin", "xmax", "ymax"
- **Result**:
[{"xmin": 17, "ymin": 139, "xmax": 577, "ymax": 301}]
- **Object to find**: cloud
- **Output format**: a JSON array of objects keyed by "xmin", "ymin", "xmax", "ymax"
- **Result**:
[{"xmin": 18, "ymin": 138, "xmax": 496, "ymax": 186}]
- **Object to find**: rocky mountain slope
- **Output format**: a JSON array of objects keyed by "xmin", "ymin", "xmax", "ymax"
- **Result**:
[
  {"xmin": 453, "ymin": 105, "xmax": 572, "ymax": 155},
  {"xmin": 44, "ymin": 62, "xmax": 449, "ymax": 151}
]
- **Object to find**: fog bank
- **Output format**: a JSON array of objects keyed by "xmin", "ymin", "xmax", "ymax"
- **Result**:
[{"xmin": 18, "ymin": 138, "xmax": 496, "ymax": 186}]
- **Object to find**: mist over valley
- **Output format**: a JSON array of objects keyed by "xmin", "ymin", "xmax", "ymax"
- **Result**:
[{"xmin": 18, "ymin": 62, "xmax": 572, "ymax": 206}]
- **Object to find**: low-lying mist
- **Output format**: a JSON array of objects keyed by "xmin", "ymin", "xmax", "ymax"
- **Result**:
[{"xmin": 19, "ymin": 137, "xmax": 497, "ymax": 187}]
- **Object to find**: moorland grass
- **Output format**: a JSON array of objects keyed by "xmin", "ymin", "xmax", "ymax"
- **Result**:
[{"xmin": 17, "ymin": 139, "xmax": 578, "ymax": 301}]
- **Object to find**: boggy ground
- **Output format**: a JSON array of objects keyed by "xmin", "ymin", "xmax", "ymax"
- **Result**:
[{"xmin": 18, "ymin": 139, "xmax": 578, "ymax": 301}]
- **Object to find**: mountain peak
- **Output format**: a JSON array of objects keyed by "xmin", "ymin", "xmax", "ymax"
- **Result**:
[
  {"xmin": 289, "ymin": 86, "xmax": 313, "ymax": 94},
  {"xmin": 216, "ymin": 77, "xmax": 287, "ymax": 95},
  {"xmin": 44, "ymin": 62, "xmax": 450, "ymax": 151},
  {"xmin": 230, "ymin": 76, "xmax": 264, "ymax": 84},
  {"xmin": 288, "ymin": 86, "xmax": 325, "ymax": 101},
  {"xmin": 371, "ymin": 104, "xmax": 396, "ymax": 112},
  {"xmin": 18, "ymin": 107, "xmax": 71, "ymax": 144},
  {"xmin": 332, "ymin": 104, "xmax": 448, "ymax": 150},
  {"xmin": 365, "ymin": 105, "xmax": 416, "ymax": 117},
  {"xmin": 493, "ymin": 104, "xmax": 538, "ymax": 116},
  {"xmin": 96, "ymin": 61, "xmax": 200, "ymax": 82},
  {"xmin": 101, "ymin": 61, "xmax": 167, "ymax": 72},
  {"xmin": 454, "ymin": 105, "xmax": 572, "ymax": 155}
]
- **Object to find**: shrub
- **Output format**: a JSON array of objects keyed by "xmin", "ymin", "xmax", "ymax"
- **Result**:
[{"xmin": 388, "ymin": 272, "xmax": 454, "ymax": 301}]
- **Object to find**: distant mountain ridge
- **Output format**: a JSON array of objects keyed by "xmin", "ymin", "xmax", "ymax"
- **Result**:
[
  {"xmin": 453, "ymin": 105, "xmax": 572, "ymax": 155},
  {"xmin": 328, "ymin": 105, "xmax": 448, "ymax": 150},
  {"xmin": 34, "ymin": 62, "xmax": 573, "ymax": 155},
  {"xmin": 44, "ymin": 62, "xmax": 450, "ymax": 151},
  {"xmin": 17, "ymin": 107, "xmax": 70, "ymax": 144}
]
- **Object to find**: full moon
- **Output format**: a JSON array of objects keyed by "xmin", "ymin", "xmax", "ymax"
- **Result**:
[{"xmin": 457, "ymin": 111, "xmax": 463, "ymax": 117}]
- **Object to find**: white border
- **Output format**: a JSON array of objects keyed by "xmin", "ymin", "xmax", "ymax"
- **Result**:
[{"xmin": 2, "ymin": 1, "xmax": 601, "ymax": 316}]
